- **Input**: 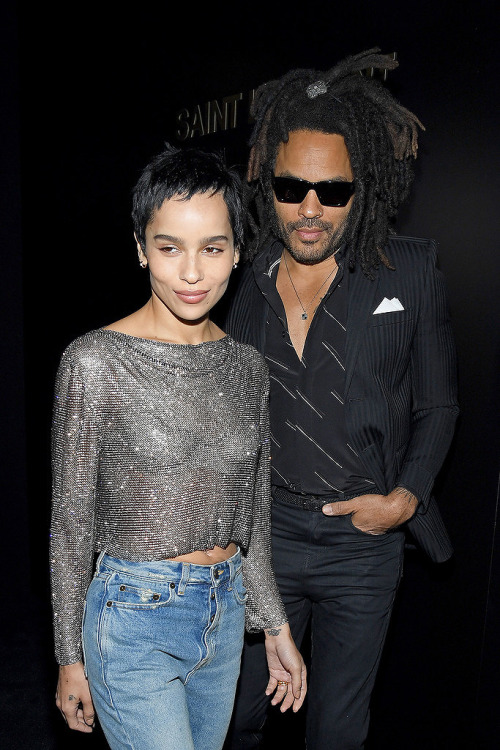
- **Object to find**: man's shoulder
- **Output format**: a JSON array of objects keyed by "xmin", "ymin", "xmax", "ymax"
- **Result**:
[{"xmin": 384, "ymin": 234, "xmax": 437, "ymax": 267}]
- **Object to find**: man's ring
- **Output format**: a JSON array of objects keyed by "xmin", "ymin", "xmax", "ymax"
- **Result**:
[{"xmin": 277, "ymin": 681, "xmax": 288, "ymax": 687}]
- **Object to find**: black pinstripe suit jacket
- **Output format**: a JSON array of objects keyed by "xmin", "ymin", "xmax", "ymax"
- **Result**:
[{"xmin": 222, "ymin": 235, "xmax": 459, "ymax": 563}]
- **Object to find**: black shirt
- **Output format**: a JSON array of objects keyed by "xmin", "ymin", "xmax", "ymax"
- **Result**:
[{"xmin": 254, "ymin": 242, "xmax": 373, "ymax": 497}]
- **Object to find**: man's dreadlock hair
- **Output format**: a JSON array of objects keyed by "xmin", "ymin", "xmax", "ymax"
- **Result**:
[{"xmin": 246, "ymin": 48, "xmax": 424, "ymax": 276}]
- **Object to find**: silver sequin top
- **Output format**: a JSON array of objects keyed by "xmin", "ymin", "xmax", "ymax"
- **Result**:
[{"xmin": 50, "ymin": 329, "xmax": 287, "ymax": 665}]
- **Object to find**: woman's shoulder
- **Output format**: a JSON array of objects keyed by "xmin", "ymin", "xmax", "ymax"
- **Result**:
[
  {"xmin": 58, "ymin": 328, "xmax": 112, "ymax": 373},
  {"xmin": 226, "ymin": 336, "xmax": 268, "ymax": 376}
]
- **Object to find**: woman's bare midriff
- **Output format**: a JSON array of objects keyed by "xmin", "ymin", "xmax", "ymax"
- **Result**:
[{"xmin": 166, "ymin": 543, "xmax": 238, "ymax": 565}]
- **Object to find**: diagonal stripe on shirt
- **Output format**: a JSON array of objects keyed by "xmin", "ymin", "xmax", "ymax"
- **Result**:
[
  {"xmin": 346, "ymin": 442, "xmax": 360, "ymax": 457},
  {"xmin": 330, "ymin": 389, "xmax": 344, "ymax": 405},
  {"xmin": 296, "ymin": 389, "xmax": 325, "ymax": 418},
  {"xmin": 270, "ymin": 374, "xmax": 297, "ymax": 399},
  {"xmin": 270, "ymin": 430, "xmax": 281, "ymax": 448},
  {"xmin": 265, "ymin": 355, "xmax": 290, "ymax": 371},
  {"xmin": 271, "ymin": 466, "xmax": 289, "ymax": 483},
  {"xmin": 323, "ymin": 307, "xmax": 347, "ymax": 330},
  {"xmin": 321, "ymin": 341, "xmax": 346, "ymax": 370},
  {"xmin": 295, "ymin": 424, "xmax": 343, "ymax": 468},
  {"xmin": 314, "ymin": 471, "xmax": 341, "ymax": 491}
]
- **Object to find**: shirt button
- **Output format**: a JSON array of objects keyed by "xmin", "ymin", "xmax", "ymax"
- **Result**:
[
  {"xmin": 170, "ymin": 582, "xmax": 176, "ymax": 589},
  {"xmin": 119, "ymin": 585, "xmax": 126, "ymax": 591},
  {"xmin": 153, "ymin": 594, "xmax": 160, "ymax": 601},
  {"xmin": 106, "ymin": 601, "xmax": 112, "ymax": 607}
]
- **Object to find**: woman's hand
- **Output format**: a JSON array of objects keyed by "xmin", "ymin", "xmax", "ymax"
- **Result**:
[
  {"xmin": 264, "ymin": 623, "xmax": 307, "ymax": 713},
  {"xmin": 56, "ymin": 661, "xmax": 95, "ymax": 732}
]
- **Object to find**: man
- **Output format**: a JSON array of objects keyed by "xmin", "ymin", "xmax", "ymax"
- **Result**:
[{"xmin": 222, "ymin": 49, "xmax": 459, "ymax": 749}]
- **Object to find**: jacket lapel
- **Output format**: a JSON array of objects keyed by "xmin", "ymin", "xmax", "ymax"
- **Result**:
[{"xmin": 344, "ymin": 266, "xmax": 380, "ymax": 395}]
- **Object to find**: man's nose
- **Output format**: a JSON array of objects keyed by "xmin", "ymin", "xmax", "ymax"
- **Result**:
[{"xmin": 298, "ymin": 189, "xmax": 323, "ymax": 219}]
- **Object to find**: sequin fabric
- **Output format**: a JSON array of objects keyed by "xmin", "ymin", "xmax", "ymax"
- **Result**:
[{"xmin": 50, "ymin": 329, "xmax": 287, "ymax": 665}]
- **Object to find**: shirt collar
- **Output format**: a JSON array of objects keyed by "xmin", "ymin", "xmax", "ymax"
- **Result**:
[{"xmin": 253, "ymin": 238, "xmax": 347, "ymax": 289}]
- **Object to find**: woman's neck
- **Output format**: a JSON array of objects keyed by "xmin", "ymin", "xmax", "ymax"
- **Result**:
[{"xmin": 104, "ymin": 297, "xmax": 225, "ymax": 345}]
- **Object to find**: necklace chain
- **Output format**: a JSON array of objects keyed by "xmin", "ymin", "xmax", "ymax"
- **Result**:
[{"xmin": 283, "ymin": 252, "xmax": 339, "ymax": 320}]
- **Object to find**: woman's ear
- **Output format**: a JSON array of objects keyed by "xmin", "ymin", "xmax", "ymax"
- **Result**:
[{"xmin": 135, "ymin": 233, "xmax": 148, "ymax": 268}]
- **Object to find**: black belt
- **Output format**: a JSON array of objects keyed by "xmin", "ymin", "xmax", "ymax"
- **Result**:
[{"xmin": 272, "ymin": 485, "xmax": 375, "ymax": 512}]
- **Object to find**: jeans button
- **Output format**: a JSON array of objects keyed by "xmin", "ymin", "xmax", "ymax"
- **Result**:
[
  {"xmin": 211, "ymin": 593, "xmax": 215, "ymax": 600},
  {"xmin": 119, "ymin": 585, "xmax": 126, "ymax": 591},
  {"xmin": 106, "ymin": 601, "xmax": 112, "ymax": 607},
  {"xmin": 153, "ymin": 594, "xmax": 160, "ymax": 601},
  {"xmin": 210, "ymin": 615, "xmax": 215, "ymax": 622},
  {"xmin": 214, "ymin": 570, "xmax": 219, "ymax": 579},
  {"xmin": 170, "ymin": 582, "xmax": 175, "ymax": 589}
]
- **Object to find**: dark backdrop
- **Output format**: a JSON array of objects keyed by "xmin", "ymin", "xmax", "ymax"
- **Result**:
[{"xmin": 1, "ymin": 2, "xmax": 499, "ymax": 748}]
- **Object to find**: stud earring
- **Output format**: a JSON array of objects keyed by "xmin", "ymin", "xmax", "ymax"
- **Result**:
[
  {"xmin": 233, "ymin": 262, "xmax": 239, "ymax": 270},
  {"xmin": 139, "ymin": 260, "xmax": 147, "ymax": 269}
]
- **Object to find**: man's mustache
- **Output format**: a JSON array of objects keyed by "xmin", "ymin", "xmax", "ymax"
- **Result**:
[{"xmin": 287, "ymin": 218, "xmax": 333, "ymax": 231}]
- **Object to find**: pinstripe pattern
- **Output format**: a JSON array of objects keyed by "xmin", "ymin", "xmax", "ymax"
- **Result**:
[{"xmin": 223, "ymin": 236, "xmax": 459, "ymax": 562}]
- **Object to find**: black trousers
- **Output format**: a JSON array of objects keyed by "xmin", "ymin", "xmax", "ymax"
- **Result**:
[{"xmin": 225, "ymin": 495, "xmax": 405, "ymax": 750}]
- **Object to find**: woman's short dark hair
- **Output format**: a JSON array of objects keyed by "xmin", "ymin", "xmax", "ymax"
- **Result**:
[{"xmin": 132, "ymin": 143, "xmax": 244, "ymax": 250}]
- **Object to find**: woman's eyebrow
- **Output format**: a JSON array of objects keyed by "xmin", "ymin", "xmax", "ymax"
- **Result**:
[
  {"xmin": 200, "ymin": 235, "xmax": 230, "ymax": 244},
  {"xmin": 153, "ymin": 233, "xmax": 182, "ymax": 242},
  {"xmin": 152, "ymin": 234, "xmax": 230, "ymax": 243}
]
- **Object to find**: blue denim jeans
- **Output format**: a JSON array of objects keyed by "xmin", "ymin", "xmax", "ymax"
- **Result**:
[{"xmin": 82, "ymin": 550, "xmax": 246, "ymax": 750}]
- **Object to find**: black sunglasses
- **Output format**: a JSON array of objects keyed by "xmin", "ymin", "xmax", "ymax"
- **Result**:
[{"xmin": 272, "ymin": 175, "xmax": 355, "ymax": 207}]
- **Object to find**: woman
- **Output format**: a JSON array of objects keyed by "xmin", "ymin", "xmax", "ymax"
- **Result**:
[{"xmin": 50, "ymin": 144, "xmax": 306, "ymax": 749}]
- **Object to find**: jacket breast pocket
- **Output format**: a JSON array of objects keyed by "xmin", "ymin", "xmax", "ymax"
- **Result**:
[
  {"xmin": 370, "ymin": 309, "xmax": 413, "ymax": 327},
  {"xmin": 364, "ymin": 309, "xmax": 415, "ymax": 376}
]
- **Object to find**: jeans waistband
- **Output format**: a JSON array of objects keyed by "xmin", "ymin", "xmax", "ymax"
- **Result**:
[
  {"xmin": 96, "ymin": 549, "xmax": 241, "ymax": 587},
  {"xmin": 272, "ymin": 485, "xmax": 377, "ymax": 512}
]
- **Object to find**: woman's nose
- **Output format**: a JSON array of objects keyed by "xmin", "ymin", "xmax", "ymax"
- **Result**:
[{"xmin": 179, "ymin": 254, "xmax": 204, "ymax": 283}]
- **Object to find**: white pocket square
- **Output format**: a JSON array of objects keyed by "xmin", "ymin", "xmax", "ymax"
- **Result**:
[{"xmin": 373, "ymin": 297, "xmax": 404, "ymax": 314}]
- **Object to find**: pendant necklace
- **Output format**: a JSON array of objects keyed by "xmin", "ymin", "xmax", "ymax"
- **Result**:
[{"xmin": 283, "ymin": 251, "xmax": 339, "ymax": 320}]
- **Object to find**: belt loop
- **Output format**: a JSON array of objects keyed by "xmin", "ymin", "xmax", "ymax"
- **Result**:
[
  {"xmin": 228, "ymin": 554, "xmax": 236, "ymax": 584},
  {"xmin": 178, "ymin": 563, "xmax": 190, "ymax": 595},
  {"xmin": 95, "ymin": 549, "xmax": 106, "ymax": 572}
]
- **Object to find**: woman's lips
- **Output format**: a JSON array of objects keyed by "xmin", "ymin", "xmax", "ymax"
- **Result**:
[{"xmin": 174, "ymin": 290, "xmax": 209, "ymax": 304}]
